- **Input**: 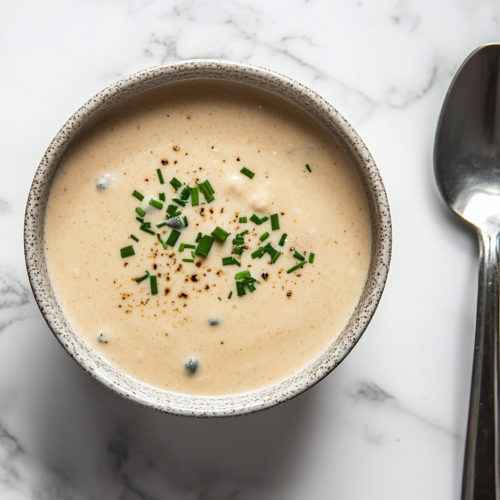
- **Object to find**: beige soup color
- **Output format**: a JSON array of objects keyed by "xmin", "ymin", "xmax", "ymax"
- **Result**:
[{"xmin": 44, "ymin": 80, "xmax": 372, "ymax": 396}]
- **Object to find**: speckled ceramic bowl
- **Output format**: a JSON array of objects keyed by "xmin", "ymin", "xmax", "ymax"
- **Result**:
[{"xmin": 24, "ymin": 60, "xmax": 391, "ymax": 417}]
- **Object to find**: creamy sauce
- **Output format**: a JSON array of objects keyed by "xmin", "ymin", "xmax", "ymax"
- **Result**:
[{"xmin": 44, "ymin": 80, "xmax": 372, "ymax": 395}]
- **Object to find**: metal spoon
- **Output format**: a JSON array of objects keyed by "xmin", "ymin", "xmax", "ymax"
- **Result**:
[{"xmin": 434, "ymin": 43, "xmax": 500, "ymax": 499}]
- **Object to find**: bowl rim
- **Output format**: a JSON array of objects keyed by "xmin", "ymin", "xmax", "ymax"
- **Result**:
[{"xmin": 24, "ymin": 59, "xmax": 392, "ymax": 417}]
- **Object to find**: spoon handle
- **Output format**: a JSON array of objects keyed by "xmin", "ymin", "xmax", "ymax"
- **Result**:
[{"xmin": 462, "ymin": 232, "xmax": 500, "ymax": 500}]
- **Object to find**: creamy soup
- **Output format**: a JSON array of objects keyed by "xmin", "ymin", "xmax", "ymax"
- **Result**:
[{"xmin": 44, "ymin": 80, "xmax": 371, "ymax": 396}]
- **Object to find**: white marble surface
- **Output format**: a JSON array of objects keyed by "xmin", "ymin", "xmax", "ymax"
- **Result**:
[{"xmin": 1, "ymin": 0, "xmax": 499, "ymax": 498}]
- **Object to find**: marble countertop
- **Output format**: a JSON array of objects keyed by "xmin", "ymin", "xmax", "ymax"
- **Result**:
[{"xmin": 2, "ymin": 0, "xmax": 499, "ymax": 498}]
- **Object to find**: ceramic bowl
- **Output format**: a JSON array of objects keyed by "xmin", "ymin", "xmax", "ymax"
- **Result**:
[{"xmin": 24, "ymin": 60, "xmax": 391, "ymax": 417}]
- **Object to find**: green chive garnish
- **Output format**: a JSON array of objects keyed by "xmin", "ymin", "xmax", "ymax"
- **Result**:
[
  {"xmin": 183, "ymin": 215, "xmax": 188, "ymax": 227},
  {"xmin": 170, "ymin": 177, "xmax": 182, "ymax": 191},
  {"xmin": 261, "ymin": 216, "xmax": 269, "ymax": 223},
  {"xmin": 140, "ymin": 226, "xmax": 156, "ymax": 235},
  {"xmin": 251, "ymin": 247, "xmax": 266, "ymax": 259},
  {"xmin": 246, "ymin": 282, "xmax": 256, "ymax": 293},
  {"xmin": 195, "ymin": 235, "xmax": 214, "ymax": 257},
  {"xmin": 198, "ymin": 181, "xmax": 215, "ymax": 203},
  {"xmin": 211, "ymin": 226, "xmax": 231, "ymax": 242},
  {"xmin": 250, "ymin": 214, "xmax": 262, "ymax": 225},
  {"xmin": 166, "ymin": 204, "xmax": 182, "ymax": 218},
  {"xmin": 271, "ymin": 214, "xmax": 280, "ymax": 230},
  {"xmin": 236, "ymin": 281, "xmax": 246, "ymax": 296},
  {"xmin": 190, "ymin": 186, "xmax": 199, "ymax": 206},
  {"xmin": 159, "ymin": 192, "xmax": 166, "ymax": 202},
  {"xmin": 222, "ymin": 256, "xmax": 241, "ymax": 266},
  {"xmin": 233, "ymin": 246, "xmax": 244, "ymax": 256},
  {"xmin": 306, "ymin": 164, "xmax": 312, "ymax": 173},
  {"xmin": 156, "ymin": 222, "xmax": 167, "ymax": 228},
  {"xmin": 184, "ymin": 244, "xmax": 196, "ymax": 250},
  {"xmin": 293, "ymin": 251, "xmax": 305, "ymax": 261},
  {"xmin": 120, "ymin": 246, "xmax": 135, "ymax": 258},
  {"xmin": 149, "ymin": 198, "xmax": 163, "ymax": 210},
  {"xmin": 228, "ymin": 291, "xmax": 233, "ymax": 299},
  {"xmin": 135, "ymin": 207, "xmax": 146, "ymax": 217},
  {"xmin": 166, "ymin": 229, "xmax": 181, "ymax": 247},
  {"xmin": 279, "ymin": 233, "xmax": 287, "ymax": 246},
  {"xmin": 240, "ymin": 167, "xmax": 255, "ymax": 179},
  {"xmin": 150, "ymin": 275, "xmax": 158, "ymax": 295},
  {"xmin": 136, "ymin": 217, "xmax": 144, "ymax": 223},
  {"xmin": 260, "ymin": 232, "xmax": 270, "ymax": 242},
  {"xmin": 173, "ymin": 197, "xmax": 186, "ymax": 207},
  {"xmin": 205, "ymin": 180, "xmax": 215, "ymax": 195},
  {"xmin": 195, "ymin": 232, "xmax": 202, "ymax": 243},
  {"xmin": 157, "ymin": 169, "xmax": 165, "ymax": 184},
  {"xmin": 135, "ymin": 272, "xmax": 149, "ymax": 283},
  {"xmin": 286, "ymin": 261, "xmax": 307, "ymax": 274},
  {"xmin": 141, "ymin": 222, "xmax": 151, "ymax": 228},
  {"xmin": 180, "ymin": 186, "xmax": 191, "ymax": 201},
  {"xmin": 158, "ymin": 235, "xmax": 168, "ymax": 250},
  {"xmin": 271, "ymin": 251, "xmax": 281, "ymax": 264},
  {"xmin": 132, "ymin": 190, "xmax": 144, "ymax": 201},
  {"xmin": 309, "ymin": 252, "xmax": 315, "ymax": 264},
  {"xmin": 182, "ymin": 258, "xmax": 195, "ymax": 263},
  {"xmin": 179, "ymin": 243, "xmax": 185, "ymax": 252},
  {"xmin": 130, "ymin": 234, "xmax": 139, "ymax": 242},
  {"xmin": 235, "ymin": 270, "xmax": 251, "ymax": 280},
  {"xmin": 239, "ymin": 217, "xmax": 247, "ymax": 223}
]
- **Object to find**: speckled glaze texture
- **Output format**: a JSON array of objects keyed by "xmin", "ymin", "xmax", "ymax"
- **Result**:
[{"xmin": 24, "ymin": 60, "xmax": 392, "ymax": 417}]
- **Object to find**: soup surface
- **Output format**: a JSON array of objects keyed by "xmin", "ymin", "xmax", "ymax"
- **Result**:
[{"xmin": 44, "ymin": 80, "xmax": 372, "ymax": 395}]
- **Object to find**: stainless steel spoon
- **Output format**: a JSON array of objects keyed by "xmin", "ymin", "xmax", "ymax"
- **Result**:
[{"xmin": 434, "ymin": 43, "xmax": 500, "ymax": 500}]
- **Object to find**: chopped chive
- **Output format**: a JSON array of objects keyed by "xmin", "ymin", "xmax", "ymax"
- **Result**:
[
  {"xmin": 239, "ymin": 217, "xmax": 247, "ymax": 223},
  {"xmin": 184, "ymin": 244, "xmax": 196, "ymax": 250},
  {"xmin": 265, "ymin": 244, "xmax": 278, "ymax": 261},
  {"xmin": 211, "ymin": 226, "xmax": 231, "ymax": 242},
  {"xmin": 195, "ymin": 235, "xmax": 214, "ymax": 257},
  {"xmin": 159, "ymin": 192, "xmax": 166, "ymax": 202},
  {"xmin": 135, "ymin": 272, "xmax": 149, "ymax": 283},
  {"xmin": 246, "ymin": 282, "xmax": 256, "ymax": 293},
  {"xmin": 166, "ymin": 204, "xmax": 182, "ymax": 217},
  {"xmin": 132, "ymin": 190, "xmax": 144, "ymax": 201},
  {"xmin": 260, "ymin": 232, "xmax": 270, "ymax": 242},
  {"xmin": 120, "ymin": 246, "xmax": 135, "ymax": 258},
  {"xmin": 150, "ymin": 275, "xmax": 158, "ymax": 295},
  {"xmin": 271, "ymin": 214, "xmax": 280, "ymax": 230},
  {"xmin": 141, "ymin": 222, "xmax": 151, "ymax": 228},
  {"xmin": 130, "ymin": 234, "xmax": 139, "ymax": 242},
  {"xmin": 140, "ymin": 225, "xmax": 156, "ymax": 235},
  {"xmin": 293, "ymin": 251, "xmax": 305, "ymax": 261},
  {"xmin": 250, "ymin": 214, "xmax": 262, "ymax": 225},
  {"xmin": 179, "ymin": 243, "xmax": 186, "ymax": 252},
  {"xmin": 306, "ymin": 164, "xmax": 312, "ymax": 173},
  {"xmin": 180, "ymin": 186, "xmax": 191, "ymax": 201},
  {"xmin": 222, "ymin": 257, "xmax": 237, "ymax": 266},
  {"xmin": 191, "ymin": 251, "xmax": 196, "ymax": 259},
  {"xmin": 240, "ymin": 167, "xmax": 255, "ymax": 179},
  {"xmin": 287, "ymin": 261, "xmax": 307, "ymax": 274},
  {"xmin": 156, "ymin": 222, "xmax": 167, "ymax": 228},
  {"xmin": 198, "ymin": 181, "xmax": 215, "ymax": 203},
  {"xmin": 136, "ymin": 217, "xmax": 144, "ymax": 223},
  {"xmin": 135, "ymin": 207, "xmax": 146, "ymax": 217},
  {"xmin": 309, "ymin": 252, "xmax": 315, "ymax": 264},
  {"xmin": 173, "ymin": 197, "xmax": 186, "ymax": 207},
  {"xmin": 271, "ymin": 250, "xmax": 281, "ymax": 263},
  {"xmin": 149, "ymin": 198, "xmax": 163, "ymax": 210},
  {"xmin": 182, "ymin": 258, "xmax": 195, "ymax": 263},
  {"xmin": 233, "ymin": 246, "xmax": 244, "ymax": 256},
  {"xmin": 251, "ymin": 247, "xmax": 266, "ymax": 259},
  {"xmin": 157, "ymin": 169, "xmax": 165, "ymax": 184},
  {"xmin": 236, "ymin": 281, "xmax": 246, "ymax": 296},
  {"xmin": 228, "ymin": 291, "xmax": 233, "ymax": 299},
  {"xmin": 235, "ymin": 270, "xmax": 251, "ymax": 280},
  {"xmin": 260, "ymin": 216, "xmax": 269, "ymax": 223},
  {"xmin": 204, "ymin": 180, "xmax": 215, "ymax": 195},
  {"xmin": 183, "ymin": 215, "xmax": 188, "ymax": 227},
  {"xmin": 170, "ymin": 177, "xmax": 182, "ymax": 191},
  {"xmin": 233, "ymin": 236, "xmax": 244, "ymax": 245},
  {"xmin": 190, "ymin": 186, "xmax": 199, "ymax": 206},
  {"xmin": 279, "ymin": 233, "xmax": 287, "ymax": 246},
  {"xmin": 195, "ymin": 232, "xmax": 202, "ymax": 243},
  {"xmin": 157, "ymin": 235, "xmax": 168, "ymax": 250},
  {"xmin": 166, "ymin": 229, "xmax": 181, "ymax": 247}
]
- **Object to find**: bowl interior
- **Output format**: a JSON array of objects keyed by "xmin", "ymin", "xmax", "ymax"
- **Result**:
[{"xmin": 24, "ymin": 60, "xmax": 391, "ymax": 417}]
